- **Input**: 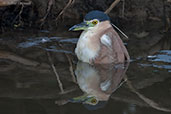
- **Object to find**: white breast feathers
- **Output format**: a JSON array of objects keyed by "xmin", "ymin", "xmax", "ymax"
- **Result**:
[{"xmin": 75, "ymin": 30, "xmax": 99, "ymax": 63}]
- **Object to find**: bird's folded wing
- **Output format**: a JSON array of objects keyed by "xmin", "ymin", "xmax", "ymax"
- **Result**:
[{"xmin": 100, "ymin": 34, "xmax": 112, "ymax": 48}]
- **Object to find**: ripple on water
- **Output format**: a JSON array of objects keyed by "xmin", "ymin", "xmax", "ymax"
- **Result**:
[
  {"xmin": 18, "ymin": 37, "xmax": 78, "ymax": 48},
  {"xmin": 18, "ymin": 37, "xmax": 61, "ymax": 48},
  {"xmin": 148, "ymin": 50, "xmax": 171, "ymax": 63},
  {"xmin": 139, "ymin": 50, "xmax": 171, "ymax": 71}
]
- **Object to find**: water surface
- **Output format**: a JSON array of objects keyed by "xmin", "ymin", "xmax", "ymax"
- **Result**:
[{"xmin": 0, "ymin": 29, "xmax": 170, "ymax": 114}]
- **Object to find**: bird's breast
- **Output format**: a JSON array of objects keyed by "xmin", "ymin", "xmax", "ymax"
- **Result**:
[{"xmin": 75, "ymin": 30, "xmax": 100, "ymax": 63}]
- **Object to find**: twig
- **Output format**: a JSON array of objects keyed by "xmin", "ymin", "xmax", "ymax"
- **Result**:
[
  {"xmin": 162, "ymin": 0, "xmax": 167, "ymax": 31},
  {"xmin": 0, "ymin": 0, "xmax": 31, "ymax": 6},
  {"xmin": 1, "ymin": 26, "xmax": 4, "ymax": 33},
  {"xmin": 67, "ymin": 54, "xmax": 77, "ymax": 83},
  {"xmin": 105, "ymin": 0, "xmax": 121, "ymax": 14},
  {"xmin": 166, "ymin": 17, "xmax": 170, "ymax": 31},
  {"xmin": 0, "ymin": 50, "xmax": 40, "ymax": 66},
  {"xmin": 47, "ymin": 52, "xmax": 64, "ymax": 93},
  {"xmin": 0, "ymin": 63, "xmax": 16, "ymax": 72},
  {"xmin": 19, "ymin": 0, "xmax": 31, "ymax": 5},
  {"xmin": 111, "ymin": 23, "xmax": 128, "ymax": 39},
  {"xmin": 0, "ymin": 0, "xmax": 19, "ymax": 6},
  {"xmin": 58, "ymin": 87, "xmax": 77, "ymax": 95},
  {"xmin": 18, "ymin": 3, "xmax": 24, "ymax": 25},
  {"xmin": 12, "ymin": 2, "xmax": 24, "ymax": 27},
  {"xmin": 56, "ymin": 0, "xmax": 75, "ymax": 21},
  {"xmin": 163, "ymin": 0, "xmax": 170, "ymax": 32},
  {"xmin": 58, "ymin": 43, "xmax": 77, "ymax": 83},
  {"xmin": 121, "ymin": 0, "xmax": 125, "ymax": 18},
  {"xmin": 40, "ymin": 0, "xmax": 54, "ymax": 27}
]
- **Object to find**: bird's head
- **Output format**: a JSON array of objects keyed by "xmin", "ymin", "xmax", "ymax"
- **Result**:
[{"xmin": 69, "ymin": 10, "xmax": 110, "ymax": 31}]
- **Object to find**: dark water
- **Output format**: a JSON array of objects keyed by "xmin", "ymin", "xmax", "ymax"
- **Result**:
[{"xmin": 0, "ymin": 29, "xmax": 171, "ymax": 114}]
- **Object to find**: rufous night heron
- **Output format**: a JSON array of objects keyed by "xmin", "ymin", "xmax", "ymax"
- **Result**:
[{"xmin": 69, "ymin": 10, "xmax": 130, "ymax": 64}]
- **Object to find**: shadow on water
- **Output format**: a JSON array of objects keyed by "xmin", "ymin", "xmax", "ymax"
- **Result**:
[{"xmin": 0, "ymin": 29, "xmax": 171, "ymax": 114}]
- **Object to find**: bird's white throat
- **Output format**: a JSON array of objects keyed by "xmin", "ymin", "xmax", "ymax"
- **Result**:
[{"xmin": 75, "ymin": 29, "xmax": 100, "ymax": 63}]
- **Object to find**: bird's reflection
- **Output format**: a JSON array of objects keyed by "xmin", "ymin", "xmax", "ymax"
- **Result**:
[{"xmin": 70, "ymin": 61, "xmax": 129, "ymax": 109}]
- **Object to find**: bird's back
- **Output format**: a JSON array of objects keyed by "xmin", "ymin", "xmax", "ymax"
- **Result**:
[{"xmin": 93, "ymin": 24, "xmax": 130, "ymax": 64}]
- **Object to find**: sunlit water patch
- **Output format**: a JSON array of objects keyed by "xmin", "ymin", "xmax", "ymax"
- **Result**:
[
  {"xmin": 139, "ymin": 50, "xmax": 171, "ymax": 71},
  {"xmin": 18, "ymin": 37, "xmax": 62, "ymax": 48},
  {"xmin": 59, "ymin": 38, "xmax": 78, "ymax": 44},
  {"xmin": 18, "ymin": 37, "xmax": 78, "ymax": 54},
  {"xmin": 148, "ymin": 50, "xmax": 171, "ymax": 63},
  {"xmin": 43, "ymin": 46, "xmax": 74, "ymax": 55},
  {"xmin": 139, "ymin": 63, "xmax": 171, "ymax": 70}
]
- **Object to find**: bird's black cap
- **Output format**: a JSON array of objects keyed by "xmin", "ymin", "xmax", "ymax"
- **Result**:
[{"xmin": 84, "ymin": 10, "xmax": 110, "ymax": 22}]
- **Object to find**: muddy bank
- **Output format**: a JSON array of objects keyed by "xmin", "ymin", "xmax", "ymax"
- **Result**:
[{"xmin": 0, "ymin": 0, "xmax": 170, "ymax": 31}]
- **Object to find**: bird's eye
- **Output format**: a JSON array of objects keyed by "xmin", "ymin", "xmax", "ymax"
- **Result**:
[
  {"xmin": 92, "ymin": 20, "xmax": 98, "ymax": 25},
  {"xmin": 91, "ymin": 98, "xmax": 97, "ymax": 104}
]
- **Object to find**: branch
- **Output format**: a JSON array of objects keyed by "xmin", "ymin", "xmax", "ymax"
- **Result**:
[
  {"xmin": 58, "ymin": 43, "xmax": 77, "ymax": 83},
  {"xmin": 105, "ymin": 0, "xmax": 121, "ymax": 14},
  {"xmin": 56, "ymin": 0, "xmax": 75, "ymax": 21},
  {"xmin": 40, "ymin": 0, "xmax": 54, "ymax": 27},
  {"xmin": 47, "ymin": 52, "xmax": 64, "ymax": 93},
  {"xmin": 0, "ymin": 50, "xmax": 39, "ymax": 66}
]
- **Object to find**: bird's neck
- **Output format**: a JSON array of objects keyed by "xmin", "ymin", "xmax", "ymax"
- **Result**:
[
  {"xmin": 97, "ymin": 21, "xmax": 112, "ymax": 30},
  {"xmin": 82, "ymin": 21, "xmax": 112, "ymax": 37},
  {"xmin": 89, "ymin": 21, "xmax": 112, "ymax": 33}
]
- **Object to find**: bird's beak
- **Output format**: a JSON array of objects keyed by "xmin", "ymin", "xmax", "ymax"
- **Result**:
[{"xmin": 69, "ymin": 22, "xmax": 89, "ymax": 31}]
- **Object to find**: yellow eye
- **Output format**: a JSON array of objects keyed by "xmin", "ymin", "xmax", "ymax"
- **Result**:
[
  {"xmin": 91, "ymin": 98, "xmax": 97, "ymax": 104},
  {"xmin": 92, "ymin": 20, "xmax": 98, "ymax": 25}
]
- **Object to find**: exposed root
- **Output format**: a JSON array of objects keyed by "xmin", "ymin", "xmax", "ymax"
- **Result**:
[
  {"xmin": 105, "ymin": 0, "xmax": 121, "ymax": 14},
  {"xmin": 56, "ymin": 0, "xmax": 75, "ymax": 21}
]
